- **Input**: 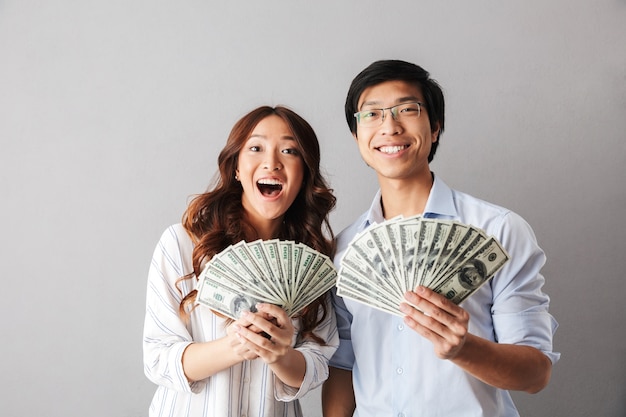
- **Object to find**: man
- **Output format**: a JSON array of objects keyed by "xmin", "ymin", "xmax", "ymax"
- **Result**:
[{"xmin": 322, "ymin": 60, "xmax": 559, "ymax": 417}]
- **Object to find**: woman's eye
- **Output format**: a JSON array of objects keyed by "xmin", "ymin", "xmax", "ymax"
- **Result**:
[
  {"xmin": 249, "ymin": 146, "xmax": 261, "ymax": 152},
  {"xmin": 282, "ymin": 148, "xmax": 300, "ymax": 155}
]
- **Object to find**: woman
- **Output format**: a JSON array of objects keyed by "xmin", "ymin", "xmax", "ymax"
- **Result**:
[{"xmin": 143, "ymin": 106, "xmax": 338, "ymax": 416}]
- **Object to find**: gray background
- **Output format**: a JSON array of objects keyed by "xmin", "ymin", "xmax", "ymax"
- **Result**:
[{"xmin": 1, "ymin": 1, "xmax": 624, "ymax": 416}]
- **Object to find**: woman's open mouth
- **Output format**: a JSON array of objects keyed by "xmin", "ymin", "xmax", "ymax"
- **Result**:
[{"xmin": 257, "ymin": 178, "xmax": 283, "ymax": 197}]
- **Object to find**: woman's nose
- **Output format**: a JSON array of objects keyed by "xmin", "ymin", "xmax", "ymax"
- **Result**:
[{"xmin": 263, "ymin": 154, "xmax": 283, "ymax": 171}]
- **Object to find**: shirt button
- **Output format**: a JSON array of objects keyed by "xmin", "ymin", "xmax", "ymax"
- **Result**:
[
  {"xmin": 397, "ymin": 323, "xmax": 404, "ymax": 331},
  {"xmin": 398, "ymin": 413, "xmax": 405, "ymax": 417},
  {"xmin": 396, "ymin": 367, "xmax": 403, "ymax": 374}
]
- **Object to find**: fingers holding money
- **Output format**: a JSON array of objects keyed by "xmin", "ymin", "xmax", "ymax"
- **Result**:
[
  {"xmin": 227, "ymin": 317, "xmax": 260, "ymax": 360},
  {"xmin": 400, "ymin": 286, "xmax": 469, "ymax": 360},
  {"xmin": 234, "ymin": 304, "xmax": 295, "ymax": 364},
  {"xmin": 255, "ymin": 303, "xmax": 295, "ymax": 343}
]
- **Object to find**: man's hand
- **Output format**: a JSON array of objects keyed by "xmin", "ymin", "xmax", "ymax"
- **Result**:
[
  {"xmin": 400, "ymin": 285, "xmax": 469, "ymax": 359},
  {"xmin": 401, "ymin": 285, "xmax": 552, "ymax": 392}
]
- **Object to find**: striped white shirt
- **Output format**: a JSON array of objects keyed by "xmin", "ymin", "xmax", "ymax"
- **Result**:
[{"xmin": 143, "ymin": 224, "xmax": 338, "ymax": 417}]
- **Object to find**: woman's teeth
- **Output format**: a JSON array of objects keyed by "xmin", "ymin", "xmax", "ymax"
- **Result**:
[
  {"xmin": 257, "ymin": 179, "xmax": 283, "ymax": 196},
  {"xmin": 258, "ymin": 179, "xmax": 283, "ymax": 186}
]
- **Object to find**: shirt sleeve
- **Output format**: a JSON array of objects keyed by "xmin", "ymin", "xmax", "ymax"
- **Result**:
[
  {"xmin": 327, "ymin": 287, "xmax": 355, "ymax": 370},
  {"xmin": 490, "ymin": 211, "xmax": 561, "ymax": 364},
  {"xmin": 143, "ymin": 225, "xmax": 203, "ymax": 393},
  {"xmin": 275, "ymin": 293, "xmax": 340, "ymax": 401}
]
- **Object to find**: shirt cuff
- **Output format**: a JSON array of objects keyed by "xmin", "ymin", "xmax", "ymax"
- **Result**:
[{"xmin": 493, "ymin": 311, "xmax": 561, "ymax": 364}]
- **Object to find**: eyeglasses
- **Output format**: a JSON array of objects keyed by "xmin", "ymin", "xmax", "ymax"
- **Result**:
[{"xmin": 353, "ymin": 102, "xmax": 423, "ymax": 127}]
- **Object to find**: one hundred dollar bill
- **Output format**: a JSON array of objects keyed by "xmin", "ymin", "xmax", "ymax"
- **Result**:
[
  {"xmin": 196, "ymin": 240, "xmax": 337, "ymax": 318},
  {"xmin": 196, "ymin": 266, "xmax": 262, "ymax": 319},
  {"xmin": 336, "ymin": 217, "xmax": 510, "ymax": 313},
  {"xmin": 432, "ymin": 236, "xmax": 510, "ymax": 304}
]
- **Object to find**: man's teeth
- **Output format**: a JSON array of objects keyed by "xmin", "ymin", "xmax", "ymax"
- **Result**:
[{"xmin": 379, "ymin": 145, "xmax": 406, "ymax": 154}]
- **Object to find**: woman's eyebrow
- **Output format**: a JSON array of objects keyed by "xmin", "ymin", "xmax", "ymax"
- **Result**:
[{"xmin": 248, "ymin": 134, "xmax": 296, "ymax": 141}]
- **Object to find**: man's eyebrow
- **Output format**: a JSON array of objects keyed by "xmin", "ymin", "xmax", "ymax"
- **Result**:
[{"xmin": 359, "ymin": 96, "xmax": 422, "ymax": 108}]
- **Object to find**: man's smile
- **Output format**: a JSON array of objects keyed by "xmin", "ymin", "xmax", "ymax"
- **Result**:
[{"xmin": 377, "ymin": 145, "xmax": 409, "ymax": 154}]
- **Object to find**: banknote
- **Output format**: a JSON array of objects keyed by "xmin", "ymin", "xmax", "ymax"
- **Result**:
[
  {"xmin": 397, "ymin": 215, "xmax": 422, "ymax": 291},
  {"xmin": 196, "ymin": 265, "xmax": 262, "ymax": 319},
  {"xmin": 336, "ymin": 217, "xmax": 509, "ymax": 313},
  {"xmin": 291, "ymin": 258, "xmax": 337, "ymax": 315},
  {"xmin": 432, "ymin": 236, "xmax": 509, "ymax": 304},
  {"xmin": 196, "ymin": 240, "xmax": 336, "ymax": 319}
]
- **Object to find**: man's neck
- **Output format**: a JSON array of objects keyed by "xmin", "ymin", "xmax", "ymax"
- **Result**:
[{"xmin": 378, "ymin": 172, "xmax": 434, "ymax": 219}]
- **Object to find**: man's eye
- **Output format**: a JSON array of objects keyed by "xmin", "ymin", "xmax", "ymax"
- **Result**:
[
  {"xmin": 362, "ymin": 110, "xmax": 380, "ymax": 119},
  {"xmin": 400, "ymin": 105, "xmax": 419, "ymax": 113}
]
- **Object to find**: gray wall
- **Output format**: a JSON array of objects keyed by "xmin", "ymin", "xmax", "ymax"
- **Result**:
[{"xmin": 1, "ymin": 1, "xmax": 624, "ymax": 416}]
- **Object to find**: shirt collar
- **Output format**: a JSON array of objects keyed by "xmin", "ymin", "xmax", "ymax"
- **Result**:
[
  {"xmin": 360, "ymin": 189, "xmax": 384, "ymax": 230},
  {"xmin": 363, "ymin": 173, "xmax": 458, "ymax": 229},
  {"xmin": 423, "ymin": 174, "xmax": 457, "ymax": 219}
]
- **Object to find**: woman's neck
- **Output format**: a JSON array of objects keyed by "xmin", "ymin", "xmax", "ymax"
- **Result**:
[{"xmin": 244, "ymin": 217, "xmax": 283, "ymax": 241}]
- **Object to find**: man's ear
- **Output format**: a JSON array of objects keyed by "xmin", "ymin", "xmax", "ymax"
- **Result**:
[
  {"xmin": 353, "ymin": 133, "xmax": 358, "ymax": 142},
  {"xmin": 431, "ymin": 124, "xmax": 440, "ymax": 143}
]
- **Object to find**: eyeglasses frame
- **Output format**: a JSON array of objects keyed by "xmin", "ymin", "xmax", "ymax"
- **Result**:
[{"xmin": 353, "ymin": 101, "xmax": 424, "ymax": 126}]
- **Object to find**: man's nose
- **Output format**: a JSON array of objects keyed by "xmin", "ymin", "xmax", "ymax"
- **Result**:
[{"xmin": 380, "ymin": 108, "xmax": 402, "ymax": 133}]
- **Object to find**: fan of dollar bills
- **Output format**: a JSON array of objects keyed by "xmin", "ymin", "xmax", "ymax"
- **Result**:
[
  {"xmin": 336, "ymin": 215, "xmax": 510, "ymax": 316},
  {"xmin": 196, "ymin": 239, "xmax": 337, "ymax": 320}
]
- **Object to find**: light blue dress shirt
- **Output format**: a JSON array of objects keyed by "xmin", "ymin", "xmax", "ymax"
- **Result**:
[{"xmin": 329, "ymin": 175, "xmax": 560, "ymax": 417}]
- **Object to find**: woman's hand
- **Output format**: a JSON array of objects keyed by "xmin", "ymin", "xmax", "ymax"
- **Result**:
[
  {"xmin": 181, "ymin": 313, "xmax": 266, "ymax": 381},
  {"xmin": 233, "ymin": 303, "xmax": 296, "ymax": 364},
  {"xmin": 227, "ymin": 314, "xmax": 267, "ymax": 360},
  {"xmin": 234, "ymin": 303, "xmax": 306, "ymax": 388}
]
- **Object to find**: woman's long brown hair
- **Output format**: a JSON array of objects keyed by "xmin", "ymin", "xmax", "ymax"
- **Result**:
[{"xmin": 178, "ymin": 106, "xmax": 336, "ymax": 343}]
